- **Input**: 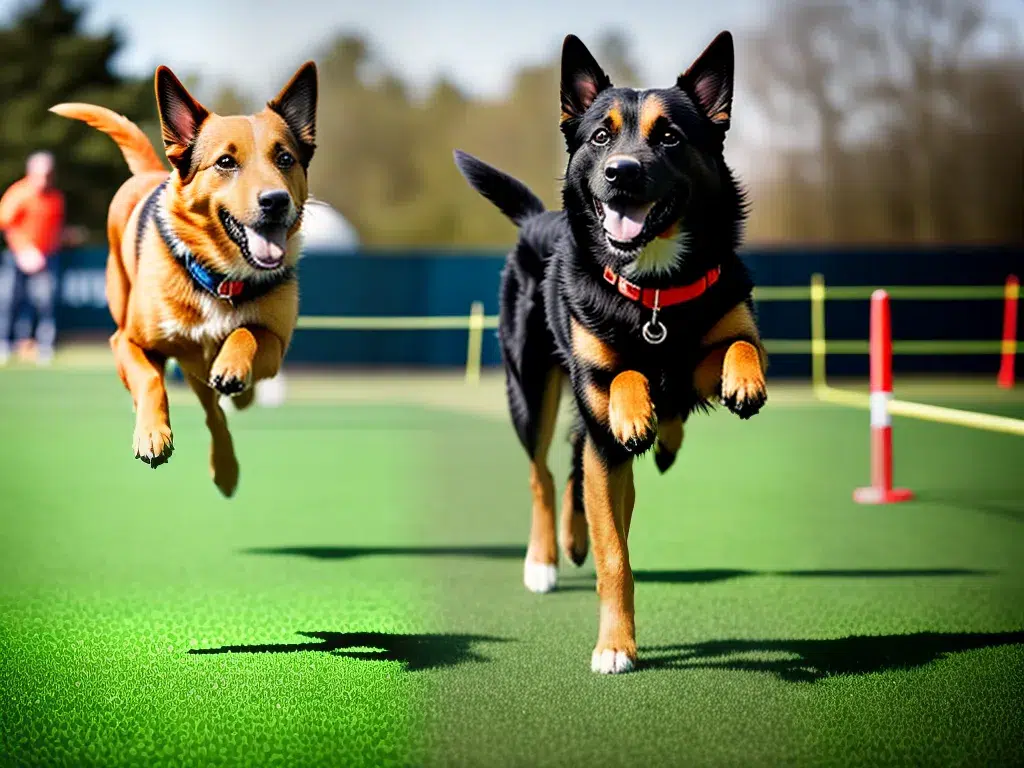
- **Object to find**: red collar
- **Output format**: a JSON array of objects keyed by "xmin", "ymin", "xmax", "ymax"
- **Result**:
[{"xmin": 602, "ymin": 264, "xmax": 720, "ymax": 309}]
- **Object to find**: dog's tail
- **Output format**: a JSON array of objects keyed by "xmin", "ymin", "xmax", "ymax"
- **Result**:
[
  {"xmin": 49, "ymin": 104, "xmax": 166, "ymax": 176},
  {"xmin": 453, "ymin": 150, "xmax": 545, "ymax": 226}
]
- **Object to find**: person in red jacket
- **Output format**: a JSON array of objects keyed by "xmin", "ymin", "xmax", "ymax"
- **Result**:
[{"xmin": 0, "ymin": 152, "xmax": 83, "ymax": 365}]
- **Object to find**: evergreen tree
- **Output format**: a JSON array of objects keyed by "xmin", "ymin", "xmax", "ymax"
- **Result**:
[{"xmin": 0, "ymin": 0, "xmax": 157, "ymax": 245}]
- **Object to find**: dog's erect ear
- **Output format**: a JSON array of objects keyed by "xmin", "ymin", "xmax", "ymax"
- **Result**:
[
  {"xmin": 155, "ymin": 66, "xmax": 209, "ymax": 177},
  {"xmin": 268, "ymin": 61, "xmax": 318, "ymax": 167},
  {"xmin": 678, "ymin": 31, "xmax": 734, "ymax": 132},
  {"xmin": 560, "ymin": 35, "xmax": 612, "ymax": 126}
]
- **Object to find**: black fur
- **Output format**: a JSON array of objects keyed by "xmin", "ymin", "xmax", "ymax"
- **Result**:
[
  {"xmin": 568, "ymin": 418, "xmax": 586, "ymax": 513},
  {"xmin": 654, "ymin": 440, "xmax": 677, "ymax": 474},
  {"xmin": 454, "ymin": 31, "xmax": 760, "ymax": 473},
  {"xmin": 454, "ymin": 151, "xmax": 545, "ymax": 226}
]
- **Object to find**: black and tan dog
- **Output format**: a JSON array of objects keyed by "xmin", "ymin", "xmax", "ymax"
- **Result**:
[
  {"xmin": 455, "ymin": 31, "xmax": 766, "ymax": 673},
  {"xmin": 51, "ymin": 63, "xmax": 317, "ymax": 496}
]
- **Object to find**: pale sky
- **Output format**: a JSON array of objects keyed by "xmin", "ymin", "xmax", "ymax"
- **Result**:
[
  {"xmin": 9, "ymin": 0, "xmax": 774, "ymax": 99},
  {"xmin": 2, "ymin": 0, "xmax": 1010, "ymax": 100},
  {"xmin": 2, "ymin": 0, "xmax": 1021, "ymax": 181}
]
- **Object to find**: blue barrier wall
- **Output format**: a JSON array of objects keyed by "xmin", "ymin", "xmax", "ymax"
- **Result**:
[{"xmin": 52, "ymin": 245, "xmax": 1021, "ymax": 377}]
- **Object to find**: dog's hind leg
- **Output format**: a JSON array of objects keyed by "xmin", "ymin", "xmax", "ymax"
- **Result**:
[
  {"xmin": 499, "ymin": 254, "xmax": 565, "ymax": 593},
  {"xmin": 519, "ymin": 367, "xmax": 564, "ymax": 594},
  {"xmin": 232, "ymin": 387, "xmax": 256, "ymax": 411},
  {"xmin": 559, "ymin": 424, "xmax": 589, "ymax": 566},
  {"xmin": 654, "ymin": 414, "xmax": 685, "ymax": 474},
  {"xmin": 187, "ymin": 374, "xmax": 239, "ymax": 497}
]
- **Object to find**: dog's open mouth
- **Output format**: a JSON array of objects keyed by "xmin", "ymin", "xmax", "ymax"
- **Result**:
[
  {"xmin": 594, "ymin": 196, "xmax": 680, "ymax": 254},
  {"xmin": 219, "ymin": 209, "xmax": 288, "ymax": 270}
]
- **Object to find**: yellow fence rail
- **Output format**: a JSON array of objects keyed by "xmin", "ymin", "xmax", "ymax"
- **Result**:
[
  {"xmin": 295, "ymin": 276, "xmax": 1022, "ymax": 434},
  {"xmin": 755, "ymin": 285, "xmax": 1008, "ymax": 301},
  {"xmin": 296, "ymin": 278, "xmax": 1016, "ymax": 389},
  {"xmin": 807, "ymin": 273, "xmax": 1023, "ymax": 437}
]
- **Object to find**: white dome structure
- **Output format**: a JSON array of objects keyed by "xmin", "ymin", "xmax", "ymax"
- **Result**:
[{"xmin": 299, "ymin": 199, "xmax": 360, "ymax": 253}]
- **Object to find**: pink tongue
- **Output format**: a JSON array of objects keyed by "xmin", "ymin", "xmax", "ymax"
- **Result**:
[
  {"xmin": 602, "ymin": 202, "xmax": 653, "ymax": 242},
  {"xmin": 244, "ymin": 226, "xmax": 287, "ymax": 267}
]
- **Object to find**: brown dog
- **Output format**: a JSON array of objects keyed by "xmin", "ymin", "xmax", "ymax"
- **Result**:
[{"xmin": 51, "ymin": 63, "xmax": 318, "ymax": 496}]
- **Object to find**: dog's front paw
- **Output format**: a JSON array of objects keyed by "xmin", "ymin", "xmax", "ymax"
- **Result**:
[
  {"xmin": 591, "ymin": 645, "xmax": 637, "ymax": 675},
  {"xmin": 720, "ymin": 341, "xmax": 767, "ymax": 420},
  {"xmin": 209, "ymin": 363, "xmax": 252, "ymax": 396},
  {"xmin": 608, "ymin": 371, "xmax": 656, "ymax": 452},
  {"xmin": 133, "ymin": 421, "xmax": 174, "ymax": 468}
]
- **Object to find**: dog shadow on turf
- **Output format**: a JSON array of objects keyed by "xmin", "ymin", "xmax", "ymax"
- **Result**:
[
  {"xmin": 188, "ymin": 631, "xmax": 509, "ymax": 671},
  {"xmin": 246, "ymin": 545, "xmax": 528, "ymax": 561},
  {"xmin": 640, "ymin": 630, "xmax": 1024, "ymax": 682},
  {"xmin": 244, "ymin": 547, "xmax": 994, "ymax": 586}
]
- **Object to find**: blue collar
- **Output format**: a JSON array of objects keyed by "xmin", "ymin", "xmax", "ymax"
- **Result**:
[{"xmin": 139, "ymin": 179, "xmax": 294, "ymax": 304}]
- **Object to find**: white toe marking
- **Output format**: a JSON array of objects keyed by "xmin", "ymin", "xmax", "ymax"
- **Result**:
[
  {"xmin": 523, "ymin": 560, "xmax": 558, "ymax": 594},
  {"xmin": 591, "ymin": 648, "xmax": 635, "ymax": 674}
]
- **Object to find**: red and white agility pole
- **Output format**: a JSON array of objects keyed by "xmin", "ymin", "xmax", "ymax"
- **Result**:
[
  {"xmin": 853, "ymin": 290, "xmax": 914, "ymax": 505},
  {"xmin": 997, "ymin": 274, "xmax": 1018, "ymax": 390}
]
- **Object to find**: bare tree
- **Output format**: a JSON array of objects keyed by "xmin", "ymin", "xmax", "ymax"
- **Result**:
[
  {"xmin": 745, "ymin": 1, "xmax": 876, "ymax": 239},
  {"xmin": 744, "ymin": 0, "xmax": 1023, "ymax": 244}
]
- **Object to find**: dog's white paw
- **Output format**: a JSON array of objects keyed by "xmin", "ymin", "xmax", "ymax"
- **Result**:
[
  {"xmin": 591, "ymin": 649, "xmax": 636, "ymax": 674},
  {"xmin": 523, "ymin": 560, "xmax": 558, "ymax": 594}
]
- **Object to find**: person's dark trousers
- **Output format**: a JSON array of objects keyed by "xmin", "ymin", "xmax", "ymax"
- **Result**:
[{"xmin": 0, "ymin": 250, "xmax": 58, "ymax": 364}]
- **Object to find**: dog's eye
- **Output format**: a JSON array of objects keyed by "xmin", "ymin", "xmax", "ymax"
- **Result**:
[
  {"xmin": 215, "ymin": 155, "xmax": 238, "ymax": 170},
  {"xmin": 590, "ymin": 128, "xmax": 610, "ymax": 146},
  {"xmin": 276, "ymin": 152, "xmax": 296, "ymax": 170},
  {"xmin": 658, "ymin": 129, "xmax": 682, "ymax": 147}
]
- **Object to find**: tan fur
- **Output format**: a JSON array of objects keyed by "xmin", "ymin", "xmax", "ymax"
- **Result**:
[
  {"xmin": 526, "ymin": 369, "xmax": 564, "ymax": 569},
  {"xmin": 584, "ymin": 381, "xmax": 610, "ymax": 424},
  {"xmin": 700, "ymin": 301, "xmax": 766, "ymax": 360},
  {"xmin": 693, "ymin": 347, "xmax": 728, "ymax": 400},
  {"xmin": 51, "ymin": 63, "xmax": 317, "ymax": 495},
  {"xmin": 608, "ymin": 371, "xmax": 655, "ymax": 447},
  {"xmin": 721, "ymin": 341, "xmax": 766, "ymax": 405},
  {"xmin": 49, "ymin": 104, "xmax": 165, "ymax": 176},
  {"xmin": 607, "ymin": 102, "xmax": 623, "ymax": 133},
  {"xmin": 583, "ymin": 439, "xmax": 637, "ymax": 664},
  {"xmin": 186, "ymin": 373, "xmax": 238, "ymax": 496},
  {"xmin": 572, "ymin": 317, "xmax": 618, "ymax": 369},
  {"xmin": 640, "ymin": 94, "xmax": 665, "ymax": 139}
]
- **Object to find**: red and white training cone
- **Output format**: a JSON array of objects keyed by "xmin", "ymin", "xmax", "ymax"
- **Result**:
[
  {"xmin": 997, "ymin": 274, "xmax": 1018, "ymax": 390},
  {"xmin": 853, "ymin": 290, "xmax": 914, "ymax": 505}
]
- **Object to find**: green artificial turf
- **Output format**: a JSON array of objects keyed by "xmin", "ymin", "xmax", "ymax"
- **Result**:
[{"xmin": 1, "ymin": 369, "xmax": 1022, "ymax": 767}]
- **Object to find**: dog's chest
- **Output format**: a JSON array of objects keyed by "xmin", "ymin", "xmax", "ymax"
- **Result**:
[{"xmin": 159, "ymin": 294, "xmax": 261, "ymax": 350}]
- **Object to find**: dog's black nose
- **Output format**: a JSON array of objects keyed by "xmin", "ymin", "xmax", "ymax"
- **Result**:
[
  {"xmin": 604, "ymin": 156, "xmax": 642, "ymax": 186},
  {"xmin": 258, "ymin": 190, "xmax": 291, "ymax": 218}
]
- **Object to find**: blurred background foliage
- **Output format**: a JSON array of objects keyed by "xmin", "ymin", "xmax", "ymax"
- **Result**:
[{"xmin": 1, "ymin": 0, "xmax": 1021, "ymax": 248}]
